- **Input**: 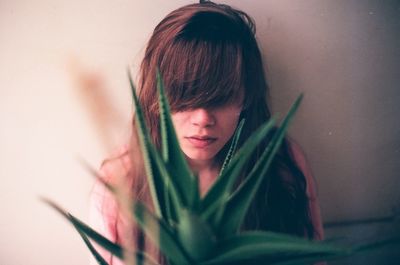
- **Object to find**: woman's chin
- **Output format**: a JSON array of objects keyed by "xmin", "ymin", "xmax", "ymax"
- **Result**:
[{"xmin": 183, "ymin": 149, "xmax": 219, "ymax": 164}]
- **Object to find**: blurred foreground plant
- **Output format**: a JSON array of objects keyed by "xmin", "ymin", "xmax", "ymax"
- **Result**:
[{"xmin": 43, "ymin": 71, "xmax": 399, "ymax": 265}]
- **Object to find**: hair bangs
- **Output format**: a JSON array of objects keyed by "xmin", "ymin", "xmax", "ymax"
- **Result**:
[
  {"xmin": 158, "ymin": 14, "xmax": 246, "ymax": 112},
  {"xmin": 162, "ymin": 38, "xmax": 245, "ymax": 112}
]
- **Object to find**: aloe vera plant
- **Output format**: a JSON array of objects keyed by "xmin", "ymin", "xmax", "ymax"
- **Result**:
[{"xmin": 44, "ymin": 71, "xmax": 399, "ymax": 265}]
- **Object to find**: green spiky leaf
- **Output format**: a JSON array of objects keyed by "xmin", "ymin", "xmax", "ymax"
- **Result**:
[
  {"xmin": 133, "ymin": 202, "xmax": 193, "ymax": 265},
  {"xmin": 42, "ymin": 198, "xmax": 124, "ymax": 259},
  {"xmin": 177, "ymin": 209, "xmax": 216, "ymax": 261},
  {"xmin": 201, "ymin": 117, "xmax": 276, "ymax": 224},
  {"xmin": 217, "ymin": 95, "xmax": 303, "ymax": 237},
  {"xmin": 219, "ymin": 119, "xmax": 245, "ymax": 175},
  {"xmin": 76, "ymin": 227, "xmax": 110, "ymax": 265},
  {"xmin": 204, "ymin": 231, "xmax": 350, "ymax": 265},
  {"xmin": 157, "ymin": 70, "xmax": 197, "ymax": 214},
  {"xmin": 129, "ymin": 70, "xmax": 186, "ymax": 222},
  {"xmin": 128, "ymin": 70, "xmax": 165, "ymax": 217}
]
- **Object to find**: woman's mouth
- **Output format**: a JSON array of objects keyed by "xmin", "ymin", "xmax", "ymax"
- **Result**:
[{"xmin": 186, "ymin": 136, "xmax": 217, "ymax": 148}]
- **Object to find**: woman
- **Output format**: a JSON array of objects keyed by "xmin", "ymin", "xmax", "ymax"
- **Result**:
[{"xmin": 90, "ymin": 1, "xmax": 324, "ymax": 264}]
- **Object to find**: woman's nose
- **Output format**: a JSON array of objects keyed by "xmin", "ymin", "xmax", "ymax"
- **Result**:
[{"xmin": 190, "ymin": 108, "xmax": 216, "ymax": 127}]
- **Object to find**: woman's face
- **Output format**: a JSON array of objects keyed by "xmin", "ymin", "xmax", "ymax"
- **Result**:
[{"xmin": 171, "ymin": 102, "xmax": 242, "ymax": 165}]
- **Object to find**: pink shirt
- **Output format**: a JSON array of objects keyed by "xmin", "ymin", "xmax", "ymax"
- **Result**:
[{"xmin": 89, "ymin": 143, "xmax": 324, "ymax": 264}]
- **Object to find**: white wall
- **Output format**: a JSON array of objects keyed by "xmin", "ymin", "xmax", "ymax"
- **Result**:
[
  {"xmin": 253, "ymin": 0, "xmax": 400, "ymax": 223},
  {"xmin": 1, "ymin": 0, "xmax": 399, "ymax": 264}
]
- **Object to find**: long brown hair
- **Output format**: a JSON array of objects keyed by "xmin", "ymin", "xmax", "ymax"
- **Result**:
[{"xmin": 128, "ymin": 1, "xmax": 314, "ymax": 262}]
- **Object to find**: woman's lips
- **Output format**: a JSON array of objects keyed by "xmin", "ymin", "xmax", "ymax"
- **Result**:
[{"xmin": 186, "ymin": 136, "xmax": 217, "ymax": 148}]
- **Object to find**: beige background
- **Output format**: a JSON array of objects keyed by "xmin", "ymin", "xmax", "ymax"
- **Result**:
[{"xmin": 1, "ymin": 0, "xmax": 399, "ymax": 264}]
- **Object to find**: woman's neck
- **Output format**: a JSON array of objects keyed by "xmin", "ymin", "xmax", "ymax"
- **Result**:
[{"xmin": 187, "ymin": 158, "xmax": 220, "ymax": 196}]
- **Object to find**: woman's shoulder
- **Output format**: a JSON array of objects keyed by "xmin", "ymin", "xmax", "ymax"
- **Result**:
[
  {"xmin": 287, "ymin": 139, "xmax": 308, "ymax": 174},
  {"xmin": 287, "ymin": 138, "xmax": 324, "ymax": 240},
  {"xmin": 286, "ymin": 139, "xmax": 318, "ymax": 200},
  {"xmin": 90, "ymin": 144, "xmax": 133, "ymax": 220},
  {"xmin": 99, "ymin": 144, "xmax": 132, "ymax": 183},
  {"xmin": 90, "ymin": 144, "xmax": 133, "ymax": 210}
]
